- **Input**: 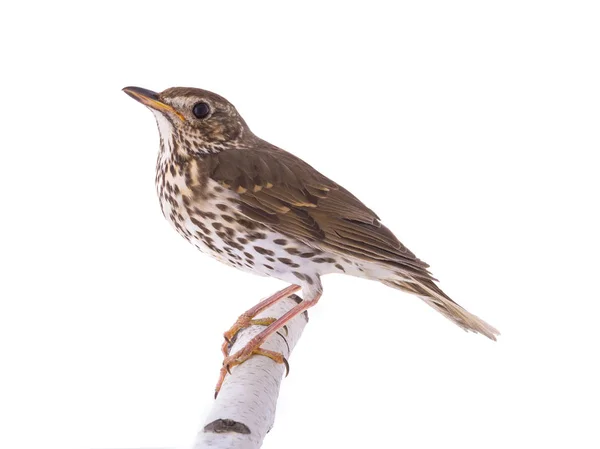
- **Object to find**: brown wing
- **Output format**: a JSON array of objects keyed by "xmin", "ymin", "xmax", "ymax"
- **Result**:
[{"xmin": 203, "ymin": 145, "xmax": 432, "ymax": 278}]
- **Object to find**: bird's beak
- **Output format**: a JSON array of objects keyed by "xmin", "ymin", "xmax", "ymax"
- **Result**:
[{"xmin": 122, "ymin": 86, "xmax": 185, "ymax": 121}]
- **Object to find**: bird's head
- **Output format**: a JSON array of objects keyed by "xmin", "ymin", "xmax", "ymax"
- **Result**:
[{"xmin": 123, "ymin": 86, "xmax": 252, "ymax": 155}]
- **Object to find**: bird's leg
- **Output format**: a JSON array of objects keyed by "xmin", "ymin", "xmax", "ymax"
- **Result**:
[
  {"xmin": 215, "ymin": 293, "xmax": 321, "ymax": 397},
  {"xmin": 221, "ymin": 284, "xmax": 300, "ymax": 356}
]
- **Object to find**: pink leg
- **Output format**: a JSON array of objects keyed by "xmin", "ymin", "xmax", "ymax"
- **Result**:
[
  {"xmin": 215, "ymin": 292, "xmax": 321, "ymax": 397},
  {"xmin": 221, "ymin": 284, "xmax": 301, "ymax": 356}
]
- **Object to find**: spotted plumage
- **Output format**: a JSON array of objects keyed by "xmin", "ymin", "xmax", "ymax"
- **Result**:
[{"xmin": 123, "ymin": 86, "xmax": 499, "ymax": 361}]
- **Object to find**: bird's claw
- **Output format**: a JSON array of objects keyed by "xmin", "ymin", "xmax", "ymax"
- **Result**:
[
  {"xmin": 221, "ymin": 317, "xmax": 278, "ymax": 357},
  {"xmin": 215, "ymin": 346, "xmax": 289, "ymax": 397}
]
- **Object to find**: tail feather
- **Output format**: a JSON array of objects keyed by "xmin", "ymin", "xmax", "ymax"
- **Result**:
[{"xmin": 383, "ymin": 277, "xmax": 499, "ymax": 340}]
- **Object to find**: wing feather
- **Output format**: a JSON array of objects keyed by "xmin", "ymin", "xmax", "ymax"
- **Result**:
[{"xmin": 203, "ymin": 145, "xmax": 431, "ymax": 277}]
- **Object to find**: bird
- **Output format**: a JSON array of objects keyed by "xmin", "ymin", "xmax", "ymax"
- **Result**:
[{"xmin": 123, "ymin": 86, "xmax": 499, "ymax": 394}]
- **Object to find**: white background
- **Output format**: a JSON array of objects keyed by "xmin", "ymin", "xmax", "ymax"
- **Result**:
[{"xmin": 1, "ymin": 1, "xmax": 599, "ymax": 448}]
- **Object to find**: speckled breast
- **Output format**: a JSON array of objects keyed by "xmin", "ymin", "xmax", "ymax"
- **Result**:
[
  {"xmin": 155, "ymin": 158, "xmax": 257, "ymax": 270},
  {"xmin": 154, "ymin": 155, "xmax": 351, "ymax": 290}
]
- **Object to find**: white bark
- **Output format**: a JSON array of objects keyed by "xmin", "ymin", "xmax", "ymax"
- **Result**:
[{"xmin": 192, "ymin": 294, "xmax": 308, "ymax": 449}]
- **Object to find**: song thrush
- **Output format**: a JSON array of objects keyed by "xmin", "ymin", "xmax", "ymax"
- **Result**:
[{"xmin": 123, "ymin": 86, "xmax": 499, "ymax": 394}]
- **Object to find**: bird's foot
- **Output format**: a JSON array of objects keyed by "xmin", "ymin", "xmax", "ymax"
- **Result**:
[
  {"xmin": 220, "ymin": 284, "xmax": 299, "ymax": 356},
  {"xmin": 222, "ymin": 317, "xmax": 287, "ymax": 356},
  {"xmin": 214, "ymin": 346, "xmax": 289, "ymax": 398}
]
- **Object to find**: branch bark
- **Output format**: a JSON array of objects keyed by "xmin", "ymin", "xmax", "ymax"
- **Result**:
[{"xmin": 193, "ymin": 294, "xmax": 308, "ymax": 449}]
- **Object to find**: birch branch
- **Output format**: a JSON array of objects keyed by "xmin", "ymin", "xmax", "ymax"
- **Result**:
[{"xmin": 193, "ymin": 294, "xmax": 308, "ymax": 449}]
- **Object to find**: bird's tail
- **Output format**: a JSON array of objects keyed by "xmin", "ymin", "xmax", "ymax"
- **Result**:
[{"xmin": 382, "ymin": 277, "xmax": 499, "ymax": 340}]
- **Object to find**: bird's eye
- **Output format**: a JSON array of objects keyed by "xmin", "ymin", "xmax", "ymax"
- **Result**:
[{"xmin": 192, "ymin": 102, "xmax": 211, "ymax": 119}]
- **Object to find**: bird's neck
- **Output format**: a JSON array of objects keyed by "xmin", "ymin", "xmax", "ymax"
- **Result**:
[{"xmin": 153, "ymin": 111, "xmax": 222, "ymax": 162}]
